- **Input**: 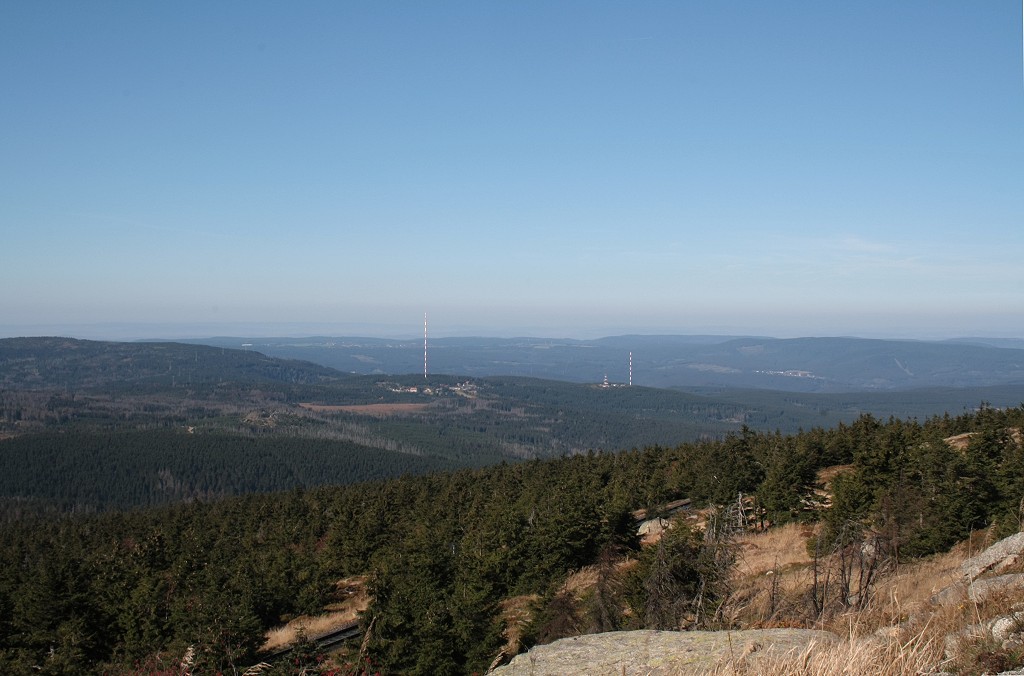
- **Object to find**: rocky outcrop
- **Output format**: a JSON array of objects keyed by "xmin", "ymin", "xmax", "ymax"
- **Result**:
[
  {"xmin": 931, "ymin": 532, "xmax": 1024, "ymax": 607},
  {"xmin": 925, "ymin": 533, "xmax": 1024, "ymax": 673},
  {"xmin": 945, "ymin": 606, "xmax": 1024, "ymax": 665},
  {"xmin": 961, "ymin": 532, "xmax": 1024, "ymax": 582},
  {"xmin": 968, "ymin": 574, "xmax": 1024, "ymax": 603},
  {"xmin": 490, "ymin": 629, "xmax": 840, "ymax": 675}
]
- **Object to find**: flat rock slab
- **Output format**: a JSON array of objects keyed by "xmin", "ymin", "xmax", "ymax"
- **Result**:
[
  {"xmin": 962, "ymin": 532, "xmax": 1024, "ymax": 582},
  {"xmin": 968, "ymin": 573, "xmax": 1024, "ymax": 602},
  {"xmin": 491, "ymin": 629, "xmax": 840, "ymax": 676}
]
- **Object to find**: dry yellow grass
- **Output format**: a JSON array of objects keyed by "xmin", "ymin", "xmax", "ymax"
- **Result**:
[
  {"xmin": 497, "ymin": 594, "xmax": 541, "ymax": 657},
  {"xmin": 719, "ymin": 520, "xmax": 1024, "ymax": 674},
  {"xmin": 260, "ymin": 576, "xmax": 369, "ymax": 653},
  {"xmin": 727, "ymin": 524, "xmax": 977, "ymax": 635},
  {"xmin": 707, "ymin": 624, "xmax": 946, "ymax": 676},
  {"xmin": 561, "ymin": 566, "xmax": 600, "ymax": 597},
  {"xmin": 560, "ymin": 558, "xmax": 640, "ymax": 599},
  {"xmin": 815, "ymin": 465, "xmax": 853, "ymax": 489},
  {"xmin": 945, "ymin": 428, "xmax": 1022, "ymax": 452},
  {"xmin": 728, "ymin": 523, "xmax": 819, "ymax": 627},
  {"xmin": 734, "ymin": 522, "xmax": 813, "ymax": 578},
  {"xmin": 857, "ymin": 547, "xmax": 965, "ymax": 629},
  {"xmin": 261, "ymin": 610, "xmax": 359, "ymax": 653}
]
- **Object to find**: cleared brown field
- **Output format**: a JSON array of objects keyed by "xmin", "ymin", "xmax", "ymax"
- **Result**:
[{"xmin": 298, "ymin": 402, "xmax": 430, "ymax": 416}]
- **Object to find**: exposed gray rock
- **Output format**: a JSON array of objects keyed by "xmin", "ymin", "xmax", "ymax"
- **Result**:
[
  {"xmin": 944, "ymin": 622, "xmax": 988, "ymax": 661},
  {"xmin": 991, "ymin": 615, "xmax": 1023, "ymax": 644},
  {"xmin": 962, "ymin": 532, "xmax": 1024, "ymax": 582},
  {"xmin": 930, "ymin": 580, "xmax": 966, "ymax": 607},
  {"xmin": 490, "ymin": 629, "xmax": 840, "ymax": 676},
  {"xmin": 968, "ymin": 574, "xmax": 1024, "ymax": 602},
  {"xmin": 933, "ymin": 532, "xmax": 1024, "ymax": 607},
  {"xmin": 945, "ymin": 611, "xmax": 1024, "ymax": 662}
]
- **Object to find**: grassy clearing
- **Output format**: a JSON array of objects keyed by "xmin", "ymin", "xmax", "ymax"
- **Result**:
[
  {"xmin": 297, "ymin": 402, "xmax": 431, "ymax": 416},
  {"xmin": 734, "ymin": 522, "xmax": 813, "ymax": 578},
  {"xmin": 728, "ymin": 523, "xmax": 819, "ymax": 628},
  {"xmin": 260, "ymin": 576, "xmax": 369, "ymax": 653}
]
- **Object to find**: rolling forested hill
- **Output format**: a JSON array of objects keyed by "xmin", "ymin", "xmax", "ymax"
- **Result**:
[
  {"xmin": 3, "ymin": 337, "xmax": 1024, "ymax": 514},
  {"xmin": 0, "ymin": 336, "xmax": 343, "ymax": 390}
]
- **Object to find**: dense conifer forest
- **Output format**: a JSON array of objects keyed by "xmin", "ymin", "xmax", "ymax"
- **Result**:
[{"xmin": 1, "ymin": 402, "xmax": 1022, "ymax": 673}]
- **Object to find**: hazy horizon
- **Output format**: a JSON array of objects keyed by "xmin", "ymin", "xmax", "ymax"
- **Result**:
[
  {"xmin": 3, "ymin": 4, "xmax": 1022, "ymax": 340},
  {"xmin": 1, "ymin": 319, "xmax": 1022, "ymax": 344}
]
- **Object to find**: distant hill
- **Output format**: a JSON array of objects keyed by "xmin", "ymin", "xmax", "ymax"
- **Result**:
[
  {"xmin": 943, "ymin": 336, "xmax": 1024, "ymax": 349},
  {"xmin": 0, "ymin": 336, "xmax": 343, "ymax": 390},
  {"xmin": 170, "ymin": 334, "xmax": 1024, "ymax": 392}
]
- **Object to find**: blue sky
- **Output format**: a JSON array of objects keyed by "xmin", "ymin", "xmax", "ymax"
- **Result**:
[{"xmin": 2, "ymin": 2, "xmax": 1022, "ymax": 340}]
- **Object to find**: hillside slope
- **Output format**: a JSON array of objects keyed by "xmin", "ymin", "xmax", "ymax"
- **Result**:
[{"xmin": 0, "ymin": 336, "xmax": 344, "ymax": 390}]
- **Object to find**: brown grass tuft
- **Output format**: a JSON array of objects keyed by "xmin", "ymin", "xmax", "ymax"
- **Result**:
[
  {"xmin": 497, "ymin": 594, "xmax": 541, "ymax": 656},
  {"xmin": 727, "ymin": 523, "xmax": 818, "ymax": 627},
  {"xmin": 718, "ymin": 523, "xmax": 1024, "ymax": 674},
  {"xmin": 260, "ymin": 576, "xmax": 369, "ymax": 653},
  {"xmin": 709, "ymin": 625, "xmax": 946, "ymax": 676},
  {"xmin": 734, "ymin": 522, "xmax": 813, "ymax": 578},
  {"xmin": 261, "ymin": 611, "xmax": 358, "ymax": 653}
]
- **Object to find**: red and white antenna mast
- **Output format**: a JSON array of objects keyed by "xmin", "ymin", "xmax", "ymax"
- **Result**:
[
  {"xmin": 423, "ymin": 312, "xmax": 428, "ymax": 379},
  {"xmin": 629, "ymin": 351, "xmax": 632, "ymax": 387}
]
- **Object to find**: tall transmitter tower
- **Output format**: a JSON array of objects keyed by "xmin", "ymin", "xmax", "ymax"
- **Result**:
[{"xmin": 423, "ymin": 313, "xmax": 428, "ymax": 379}]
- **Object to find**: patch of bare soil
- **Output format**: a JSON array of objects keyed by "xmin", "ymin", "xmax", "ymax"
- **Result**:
[
  {"xmin": 298, "ymin": 402, "xmax": 430, "ymax": 416},
  {"xmin": 816, "ymin": 464, "xmax": 853, "ymax": 488},
  {"xmin": 944, "ymin": 428, "xmax": 1021, "ymax": 452}
]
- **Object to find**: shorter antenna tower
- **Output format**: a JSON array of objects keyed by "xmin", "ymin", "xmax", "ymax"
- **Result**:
[
  {"xmin": 424, "ymin": 313, "xmax": 428, "ymax": 379},
  {"xmin": 629, "ymin": 351, "xmax": 632, "ymax": 387}
]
